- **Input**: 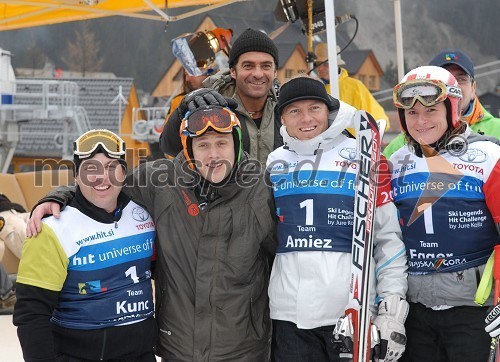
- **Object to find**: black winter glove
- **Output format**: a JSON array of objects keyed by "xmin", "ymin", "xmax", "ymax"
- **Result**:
[{"xmin": 178, "ymin": 88, "xmax": 238, "ymax": 118}]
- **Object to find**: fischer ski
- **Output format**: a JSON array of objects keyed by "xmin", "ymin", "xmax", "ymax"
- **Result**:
[{"xmin": 333, "ymin": 111, "xmax": 382, "ymax": 362}]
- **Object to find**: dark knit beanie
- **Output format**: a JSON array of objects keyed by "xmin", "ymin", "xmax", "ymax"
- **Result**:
[
  {"xmin": 228, "ymin": 28, "xmax": 279, "ymax": 68},
  {"xmin": 278, "ymin": 77, "xmax": 340, "ymax": 114}
]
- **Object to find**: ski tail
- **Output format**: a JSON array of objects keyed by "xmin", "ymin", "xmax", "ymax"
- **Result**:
[{"xmin": 340, "ymin": 111, "xmax": 381, "ymax": 362}]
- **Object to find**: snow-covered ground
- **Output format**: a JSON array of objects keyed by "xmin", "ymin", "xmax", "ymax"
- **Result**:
[{"xmin": 0, "ymin": 312, "xmax": 23, "ymax": 362}]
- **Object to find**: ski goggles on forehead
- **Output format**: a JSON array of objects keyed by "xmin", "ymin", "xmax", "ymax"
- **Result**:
[
  {"xmin": 182, "ymin": 106, "xmax": 239, "ymax": 137},
  {"xmin": 393, "ymin": 79, "xmax": 452, "ymax": 109},
  {"xmin": 74, "ymin": 130, "xmax": 126, "ymax": 159}
]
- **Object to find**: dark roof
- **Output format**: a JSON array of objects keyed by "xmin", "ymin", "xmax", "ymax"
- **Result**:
[
  {"xmin": 277, "ymin": 42, "xmax": 303, "ymax": 66},
  {"xmin": 208, "ymin": 15, "xmax": 357, "ymax": 66},
  {"xmin": 15, "ymin": 77, "xmax": 134, "ymax": 158},
  {"xmin": 341, "ymin": 49, "xmax": 372, "ymax": 75},
  {"xmin": 152, "ymin": 13, "xmax": 358, "ymax": 91}
]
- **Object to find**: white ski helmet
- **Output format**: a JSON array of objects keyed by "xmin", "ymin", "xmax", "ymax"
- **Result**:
[{"xmin": 393, "ymin": 65, "xmax": 462, "ymax": 133}]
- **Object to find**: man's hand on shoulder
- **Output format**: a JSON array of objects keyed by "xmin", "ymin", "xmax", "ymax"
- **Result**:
[{"xmin": 26, "ymin": 202, "xmax": 61, "ymax": 238}]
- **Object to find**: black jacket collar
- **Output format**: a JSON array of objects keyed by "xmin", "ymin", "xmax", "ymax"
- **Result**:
[{"xmin": 71, "ymin": 187, "xmax": 130, "ymax": 224}]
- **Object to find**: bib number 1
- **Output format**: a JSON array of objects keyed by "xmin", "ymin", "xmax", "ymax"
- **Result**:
[
  {"xmin": 300, "ymin": 199, "xmax": 314, "ymax": 225},
  {"xmin": 125, "ymin": 266, "xmax": 139, "ymax": 283}
]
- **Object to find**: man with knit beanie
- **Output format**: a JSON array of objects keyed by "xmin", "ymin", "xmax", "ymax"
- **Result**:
[
  {"xmin": 267, "ymin": 75, "xmax": 408, "ymax": 361},
  {"xmin": 160, "ymin": 28, "xmax": 283, "ymax": 164}
]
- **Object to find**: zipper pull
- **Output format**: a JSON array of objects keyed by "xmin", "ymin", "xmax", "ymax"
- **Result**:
[{"xmin": 113, "ymin": 206, "xmax": 121, "ymax": 229}]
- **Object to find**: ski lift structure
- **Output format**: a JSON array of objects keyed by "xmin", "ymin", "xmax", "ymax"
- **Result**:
[
  {"xmin": 0, "ymin": 1, "xmax": 244, "ymax": 161},
  {"xmin": 0, "ymin": 0, "xmax": 413, "ymax": 148},
  {"xmin": 0, "ymin": 48, "xmax": 91, "ymax": 172}
]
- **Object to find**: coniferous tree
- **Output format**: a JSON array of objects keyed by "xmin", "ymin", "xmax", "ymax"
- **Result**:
[
  {"xmin": 24, "ymin": 42, "xmax": 48, "ymax": 75},
  {"xmin": 384, "ymin": 59, "xmax": 409, "ymax": 87},
  {"xmin": 61, "ymin": 22, "xmax": 104, "ymax": 76}
]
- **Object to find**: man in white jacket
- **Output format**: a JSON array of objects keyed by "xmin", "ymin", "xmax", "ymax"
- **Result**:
[{"xmin": 267, "ymin": 75, "xmax": 408, "ymax": 361}]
